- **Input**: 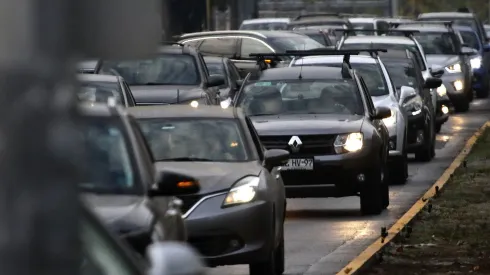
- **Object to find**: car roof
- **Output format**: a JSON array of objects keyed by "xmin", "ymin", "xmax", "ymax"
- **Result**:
[
  {"xmin": 241, "ymin": 18, "xmax": 290, "ymax": 24},
  {"xmin": 203, "ymin": 56, "xmax": 225, "ymax": 63},
  {"xmin": 179, "ymin": 30, "xmax": 306, "ymax": 40},
  {"xmin": 288, "ymin": 18, "xmax": 349, "ymax": 25},
  {"xmin": 293, "ymin": 54, "xmax": 376, "ymax": 65},
  {"xmin": 396, "ymin": 24, "xmax": 450, "ymax": 32},
  {"xmin": 258, "ymin": 66, "xmax": 345, "ymax": 80},
  {"xmin": 77, "ymin": 74, "xmax": 119, "ymax": 83},
  {"xmin": 343, "ymin": 35, "xmax": 414, "ymax": 44},
  {"xmin": 127, "ymin": 105, "xmax": 244, "ymax": 120},
  {"xmin": 418, "ymin": 12, "xmax": 475, "ymax": 19}
]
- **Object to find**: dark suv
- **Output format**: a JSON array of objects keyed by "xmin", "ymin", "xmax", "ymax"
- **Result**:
[{"xmin": 94, "ymin": 43, "xmax": 224, "ymax": 106}]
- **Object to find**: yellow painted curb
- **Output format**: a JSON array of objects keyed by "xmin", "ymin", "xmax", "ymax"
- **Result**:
[{"xmin": 337, "ymin": 121, "xmax": 490, "ymax": 275}]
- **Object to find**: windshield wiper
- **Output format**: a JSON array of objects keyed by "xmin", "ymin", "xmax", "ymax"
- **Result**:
[{"xmin": 159, "ymin": 157, "xmax": 213, "ymax": 162}]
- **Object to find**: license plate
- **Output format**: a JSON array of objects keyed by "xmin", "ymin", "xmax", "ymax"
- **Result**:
[{"xmin": 281, "ymin": 158, "xmax": 314, "ymax": 170}]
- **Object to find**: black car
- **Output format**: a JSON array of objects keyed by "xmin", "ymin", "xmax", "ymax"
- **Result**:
[
  {"xmin": 287, "ymin": 13, "xmax": 354, "ymax": 31},
  {"xmin": 129, "ymin": 105, "xmax": 289, "ymax": 275},
  {"xmin": 94, "ymin": 43, "xmax": 225, "ymax": 106},
  {"xmin": 378, "ymin": 50, "xmax": 442, "ymax": 161},
  {"xmin": 77, "ymin": 74, "xmax": 137, "ymax": 107},
  {"xmin": 203, "ymin": 56, "xmax": 243, "ymax": 100},
  {"xmin": 177, "ymin": 31, "xmax": 324, "ymax": 77},
  {"xmin": 292, "ymin": 29, "xmax": 334, "ymax": 47},
  {"xmin": 234, "ymin": 50, "xmax": 392, "ymax": 215},
  {"xmin": 79, "ymin": 103, "xmax": 199, "ymax": 256}
]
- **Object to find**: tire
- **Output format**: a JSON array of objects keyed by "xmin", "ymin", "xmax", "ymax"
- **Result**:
[
  {"xmin": 389, "ymin": 151, "xmax": 408, "ymax": 185},
  {"xmin": 415, "ymin": 122, "xmax": 435, "ymax": 162},
  {"xmin": 476, "ymin": 88, "xmax": 489, "ymax": 98},
  {"xmin": 360, "ymin": 165, "xmax": 384, "ymax": 215},
  {"xmin": 453, "ymin": 98, "xmax": 470, "ymax": 112},
  {"xmin": 274, "ymin": 235, "xmax": 285, "ymax": 275},
  {"xmin": 249, "ymin": 215, "xmax": 284, "ymax": 275},
  {"xmin": 435, "ymin": 123, "xmax": 442, "ymax": 134}
]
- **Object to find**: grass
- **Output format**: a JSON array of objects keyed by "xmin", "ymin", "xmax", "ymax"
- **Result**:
[{"xmin": 364, "ymin": 127, "xmax": 490, "ymax": 275}]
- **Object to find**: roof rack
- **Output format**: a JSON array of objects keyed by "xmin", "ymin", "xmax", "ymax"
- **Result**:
[
  {"xmin": 390, "ymin": 20, "xmax": 453, "ymax": 29},
  {"xmin": 294, "ymin": 13, "xmax": 342, "ymax": 21},
  {"xmin": 334, "ymin": 28, "xmax": 420, "ymax": 38}
]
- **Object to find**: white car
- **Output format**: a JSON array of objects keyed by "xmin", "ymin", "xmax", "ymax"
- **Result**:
[{"xmin": 290, "ymin": 53, "xmax": 409, "ymax": 184}]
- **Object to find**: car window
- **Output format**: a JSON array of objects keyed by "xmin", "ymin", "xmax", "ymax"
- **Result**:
[
  {"xmin": 99, "ymin": 54, "xmax": 200, "ymax": 86},
  {"xmin": 383, "ymin": 61, "xmax": 417, "ymax": 89},
  {"xmin": 228, "ymin": 60, "xmax": 241, "ymax": 80},
  {"xmin": 78, "ymin": 82, "xmax": 124, "ymax": 106},
  {"xmin": 245, "ymin": 117, "xmax": 264, "ymax": 161},
  {"xmin": 358, "ymin": 77, "xmax": 375, "ymax": 115},
  {"xmin": 204, "ymin": 60, "xmax": 228, "ymax": 86},
  {"xmin": 137, "ymin": 118, "xmax": 250, "ymax": 162},
  {"xmin": 123, "ymin": 81, "xmax": 136, "ymax": 106},
  {"xmin": 351, "ymin": 23, "xmax": 375, "ymax": 35},
  {"xmin": 301, "ymin": 33, "xmax": 328, "ymax": 46},
  {"xmin": 459, "ymin": 30, "xmax": 480, "ymax": 50},
  {"xmin": 268, "ymin": 36, "xmax": 324, "ymax": 52},
  {"xmin": 237, "ymin": 79, "xmax": 365, "ymax": 116},
  {"xmin": 413, "ymin": 32, "xmax": 459, "ymax": 55},
  {"xmin": 239, "ymin": 22, "xmax": 288, "ymax": 30},
  {"xmin": 240, "ymin": 38, "xmax": 272, "ymax": 59},
  {"xmin": 199, "ymin": 37, "xmax": 237, "ymax": 57},
  {"xmin": 183, "ymin": 40, "xmax": 201, "ymax": 47}
]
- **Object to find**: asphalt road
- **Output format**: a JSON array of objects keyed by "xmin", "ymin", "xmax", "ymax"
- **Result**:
[{"xmin": 208, "ymin": 98, "xmax": 490, "ymax": 275}]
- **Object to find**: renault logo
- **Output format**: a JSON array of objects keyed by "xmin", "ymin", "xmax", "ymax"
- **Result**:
[{"xmin": 288, "ymin": 136, "xmax": 302, "ymax": 153}]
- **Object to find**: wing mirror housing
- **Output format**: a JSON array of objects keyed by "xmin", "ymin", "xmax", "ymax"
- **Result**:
[
  {"xmin": 399, "ymin": 86, "xmax": 417, "ymax": 105},
  {"xmin": 147, "ymin": 242, "xmax": 206, "ymax": 275},
  {"xmin": 424, "ymin": 77, "xmax": 442, "ymax": 89},
  {"xmin": 461, "ymin": 46, "xmax": 478, "ymax": 55},
  {"xmin": 264, "ymin": 149, "xmax": 290, "ymax": 171},
  {"xmin": 150, "ymin": 167, "xmax": 200, "ymax": 196},
  {"xmin": 429, "ymin": 66, "xmax": 444, "ymax": 78},
  {"xmin": 236, "ymin": 79, "xmax": 244, "ymax": 88},
  {"xmin": 372, "ymin": 106, "xmax": 391, "ymax": 120},
  {"xmin": 207, "ymin": 74, "xmax": 226, "ymax": 88}
]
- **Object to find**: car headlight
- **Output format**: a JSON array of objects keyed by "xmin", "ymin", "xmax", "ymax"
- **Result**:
[
  {"xmin": 403, "ymin": 96, "xmax": 423, "ymax": 116},
  {"xmin": 382, "ymin": 109, "xmax": 396, "ymax": 127},
  {"xmin": 334, "ymin": 133, "xmax": 363, "ymax": 154},
  {"xmin": 220, "ymin": 98, "xmax": 232, "ymax": 109},
  {"xmin": 436, "ymin": 84, "xmax": 447, "ymax": 97},
  {"xmin": 452, "ymin": 80, "xmax": 463, "ymax": 91},
  {"xmin": 223, "ymin": 176, "xmax": 260, "ymax": 207},
  {"xmin": 470, "ymin": 56, "xmax": 482, "ymax": 69},
  {"xmin": 445, "ymin": 63, "xmax": 462, "ymax": 73}
]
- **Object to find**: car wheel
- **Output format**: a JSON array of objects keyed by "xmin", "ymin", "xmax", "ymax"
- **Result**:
[
  {"xmin": 435, "ymin": 123, "xmax": 442, "ymax": 133},
  {"xmin": 476, "ymin": 76, "xmax": 490, "ymax": 98},
  {"xmin": 249, "ymin": 215, "xmax": 284, "ymax": 275},
  {"xmin": 274, "ymin": 234, "xmax": 285, "ymax": 275},
  {"xmin": 389, "ymin": 151, "xmax": 408, "ymax": 185},
  {"xmin": 453, "ymin": 97, "xmax": 470, "ymax": 112},
  {"xmin": 360, "ymin": 165, "xmax": 383, "ymax": 215},
  {"xmin": 380, "ymin": 162, "xmax": 390, "ymax": 209},
  {"xmin": 415, "ymin": 123, "xmax": 434, "ymax": 162}
]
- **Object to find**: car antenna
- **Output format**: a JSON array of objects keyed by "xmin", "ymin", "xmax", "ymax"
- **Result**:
[{"xmin": 298, "ymin": 43, "xmax": 305, "ymax": 80}]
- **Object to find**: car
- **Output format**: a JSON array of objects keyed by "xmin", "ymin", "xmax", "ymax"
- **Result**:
[
  {"xmin": 292, "ymin": 29, "xmax": 334, "ymax": 47},
  {"xmin": 203, "ymin": 56, "xmax": 243, "ymax": 100},
  {"xmin": 290, "ymin": 49, "xmax": 409, "ymax": 184},
  {"xmin": 79, "ymin": 102, "xmax": 197, "ymax": 257},
  {"xmin": 290, "ymin": 25, "xmax": 347, "ymax": 44},
  {"xmin": 77, "ymin": 74, "xmax": 137, "ymax": 107},
  {"xmin": 455, "ymin": 25, "xmax": 490, "ymax": 98},
  {"xmin": 234, "ymin": 50, "xmax": 392, "ymax": 215},
  {"xmin": 393, "ymin": 21, "xmax": 476, "ymax": 111},
  {"xmin": 337, "ymin": 29, "xmax": 439, "ymax": 116},
  {"xmin": 77, "ymin": 60, "xmax": 99, "ymax": 74},
  {"xmin": 286, "ymin": 13, "xmax": 354, "ymax": 31},
  {"xmin": 239, "ymin": 18, "xmax": 291, "ymax": 30},
  {"xmin": 82, "ymin": 200, "xmax": 206, "ymax": 275},
  {"xmin": 377, "ymin": 49, "xmax": 442, "ymax": 159},
  {"xmin": 94, "ymin": 43, "xmax": 225, "ymax": 106},
  {"xmin": 128, "ymin": 105, "xmax": 289, "ymax": 275},
  {"xmin": 347, "ymin": 17, "xmax": 391, "ymax": 35},
  {"xmin": 177, "ymin": 30, "xmax": 324, "ymax": 77}
]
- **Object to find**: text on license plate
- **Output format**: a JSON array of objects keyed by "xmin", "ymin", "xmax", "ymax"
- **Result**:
[{"xmin": 281, "ymin": 158, "xmax": 313, "ymax": 170}]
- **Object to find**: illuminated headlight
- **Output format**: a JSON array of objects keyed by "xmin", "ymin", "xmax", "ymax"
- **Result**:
[
  {"xmin": 445, "ymin": 63, "xmax": 462, "ymax": 73},
  {"xmin": 220, "ymin": 98, "xmax": 232, "ymax": 109},
  {"xmin": 441, "ymin": 105, "xmax": 449, "ymax": 114},
  {"xmin": 190, "ymin": 100, "xmax": 199, "ymax": 108},
  {"xmin": 403, "ymin": 96, "xmax": 423, "ymax": 116},
  {"xmin": 470, "ymin": 56, "xmax": 482, "ymax": 69},
  {"xmin": 436, "ymin": 84, "xmax": 447, "ymax": 97},
  {"xmin": 334, "ymin": 133, "xmax": 363, "ymax": 154},
  {"xmin": 453, "ymin": 80, "xmax": 464, "ymax": 91},
  {"xmin": 223, "ymin": 176, "xmax": 260, "ymax": 207},
  {"xmin": 382, "ymin": 109, "xmax": 396, "ymax": 127}
]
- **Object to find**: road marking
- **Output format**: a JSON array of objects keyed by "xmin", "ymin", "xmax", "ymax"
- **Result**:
[{"xmin": 336, "ymin": 121, "xmax": 490, "ymax": 275}]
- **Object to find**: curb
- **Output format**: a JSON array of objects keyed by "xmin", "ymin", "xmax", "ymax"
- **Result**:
[{"xmin": 336, "ymin": 121, "xmax": 490, "ymax": 275}]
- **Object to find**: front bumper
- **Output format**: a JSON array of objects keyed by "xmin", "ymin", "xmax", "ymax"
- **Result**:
[
  {"xmin": 436, "ymin": 98, "xmax": 450, "ymax": 125},
  {"xmin": 280, "ymin": 148, "xmax": 378, "ymax": 198},
  {"xmin": 184, "ymin": 193, "xmax": 274, "ymax": 266}
]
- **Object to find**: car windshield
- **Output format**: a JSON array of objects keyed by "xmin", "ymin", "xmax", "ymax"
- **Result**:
[
  {"xmin": 420, "ymin": 18, "xmax": 479, "ymax": 36},
  {"xmin": 239, "ymin": 22, "xmax": 288, "ymax": 30},
  {"xmin": 137, "ymin": 119, "xmax": 249, "ymax": 162},
  {"xmin": 302, "ymin": 33, "xmax": 329, "ymax": 46},
  {"xmin": 98, "ymin": 54, "xmax": 201, "ymax": 86},
  {"xmin": 268, "ymin": 36, "xmax": 324, "ymax": 51},
  {"xmin": 296, "ymin": 62, "xmax": 388, "ymax": 96},
  {"xmin": 384, "ymin": 61, "xmax": 417, "ymax": 88},
  {"xmin": 459, "ymin": 30, "xmax": 480, "ymax": 50},
  {"xmin": 80, "ymin": 118, "xmax": 140, "ymax": 195},
  {"xmin": 79, "ymin": 81, "xmax": 124, "ymax": 105},
  {"xmin": 291, "ymin": 25, "xmax": 345, "ymax": 40},
  {"xmin": 204, "ymin": 60, "xmax": 228, "ymax": 86},
  {"xmin": 351, "ymin": 23, "xmax": 375, "ymax": 35},
  {"xmin": 237, "ymin": 79, "xmax": 364, "ymax": 116},
  {"xmin": 413, "ymin": 32, "xmax": 458, "ymax": 55}
]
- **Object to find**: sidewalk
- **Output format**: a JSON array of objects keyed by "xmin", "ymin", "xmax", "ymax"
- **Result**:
[{"xmin": 365, "ymin": 127, "xmax": 490, "ymax": 274}]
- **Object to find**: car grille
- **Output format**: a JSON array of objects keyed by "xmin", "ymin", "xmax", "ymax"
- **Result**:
[
  {"xmin": 177, "ymin": 195, "xmax": 203, "ymax": 215},
  {"xmin": 260, "ymin": 134, "xmax": 337, "ymax": 156}
]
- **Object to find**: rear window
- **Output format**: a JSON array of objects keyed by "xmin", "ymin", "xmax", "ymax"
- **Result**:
[
  {"xmin": 78, "ymin": 81, "xmax": 124, "ymax": 106},
  {"xmin": 267, "ymin": 36, "xmax": 325, "ymax": 52}
]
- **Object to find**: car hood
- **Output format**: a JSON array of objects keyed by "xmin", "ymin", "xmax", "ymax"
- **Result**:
[
  {"xmin": 251, "ymin": 114, "xmax": 364, "ymax": 136},
  {"xmin": 81, "ymin": 193, "xmax": 152, "ymax": 235},
  {"xmin": 130, "ymin": 85, "xmax": 203, "ymax": 104},
  {"xmin": 155, "ymin": 161, "xmax": 262, "ymax": 194},
  {"xmin": 425, "ymin": 55, "xmax": 459, "ymax": 67}
]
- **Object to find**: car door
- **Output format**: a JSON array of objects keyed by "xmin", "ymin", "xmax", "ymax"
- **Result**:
[{"xmin": 236, "ymin": 37, "xmax": 275, "ymax": 78}]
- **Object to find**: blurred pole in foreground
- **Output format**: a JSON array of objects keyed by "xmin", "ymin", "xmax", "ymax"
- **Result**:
[{"xmin": 0, "ymin": 0, "xmax": 160, "ymax": 275}]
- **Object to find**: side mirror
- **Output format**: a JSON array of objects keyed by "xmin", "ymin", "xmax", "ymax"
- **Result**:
[
  {"xmin": 151, "ymin": 168, "xmax": 200, "ymax": 196},
  {"xmin": 147, "ymin": 242, "xmax": 206, "ymax": 275},
  {"xmin": 264, "ymin": 149, "xmax": 290, "ymax": 170},
  {"xmin": 424, "ymin": 77, "xmax": 442, "ymax": 89},
  {"xmin": 461, "ymin": 46, "xmax": 478, "ymax": 55},
  {"xmin": 483, "ymin": 43, "xmax": 490, "ymax": 52},
  {"xmin": 399, "ymin": 86, "xmax": 417, "ymax": 104},
  {"xmin": 372, "ymin": 106, "xmax": 391, "ymax": 120},
  {"xmin": 429, "ymin": 66, "xmax": 444, "ymax": 78},
  {"xmin": 207, "ymin": 74, "xmax": 226, "ymax": 88},
  {"xmin": 236, "ymin": 79, "xmax": 244, "ymax": 88}
]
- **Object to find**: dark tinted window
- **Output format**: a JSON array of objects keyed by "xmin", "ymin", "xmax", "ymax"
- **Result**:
[
  {"xmin": 99, "ymin": 54, "xmax": 200, "ymax": 86},
  {"xmin": 203, "ymin": 59, "xmax": 228, "ymax": 85},
  {"xmin": 413, "ymin": 32, "xmax": 459, "ymax": 55},
  {"xmin": 460, "ymin": 30, "xmax": 480, "ymax": 50},
  {"xmin": 240, "ymin": 38, "xmax": 272, "ymax": 58},
  {"xmin": 79, "ymin": 81, "xmax": 124, "ymax": 105},
  {"xmin": 302, "ymin": 33, "xmax": 328, "ymax": 46},
  {"xmin": 383, "ymin": 61, "xmax": 417, "ymax": 88},
  {"xmin": 199, "ymin": 37, "xmax": 237, "ymax": 56}
]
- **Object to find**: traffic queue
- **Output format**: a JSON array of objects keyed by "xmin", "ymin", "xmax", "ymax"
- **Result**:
[{"xmin": 77, "ymin": 9, "xmax": 489, "ymax": 275}]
